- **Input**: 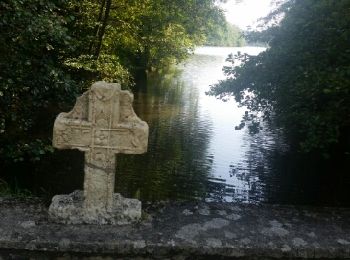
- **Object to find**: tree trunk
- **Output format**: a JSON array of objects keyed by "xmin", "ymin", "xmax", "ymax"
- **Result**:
[
  {"xmin": 88, "ymin": 0, "xmax": 106, "ymax": 54},
  {"xmin": 94, "ymin": 0, "xmax": 111, "ymax": 59}
]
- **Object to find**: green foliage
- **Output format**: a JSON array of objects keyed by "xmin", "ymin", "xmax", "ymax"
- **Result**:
[
  {"xmin": 0, "ymin": 0, "xmax": 79, "ymax": 162},
  {"xmin": 100, "ymin": 0, "xmax": 226, "ymax": 71},
  {"xmin": 65, "ymin": 0, "xmax": 226, "ymax": 71},
  {"xmin": 208, "ymin": 0, "xmax": 350, "ymax": 156},
  {"xmin": 0, "ymin": 0, "xmax": 226, "ymax": 167},
  {"xmin": 205, "ymin": 22, "xmax": 245, "ymax": 47},
  {"xmin": 64, "ymin": 54, "xmax": 133, "ymax": 86}
]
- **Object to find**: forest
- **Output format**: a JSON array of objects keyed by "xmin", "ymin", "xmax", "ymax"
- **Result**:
[{"xmin": 0, "ymin": 0, "xmax": 242, "ymax": 166}]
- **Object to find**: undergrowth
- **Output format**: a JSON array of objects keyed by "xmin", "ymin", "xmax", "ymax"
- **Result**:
[{"xmin": 0, "ymin": 178, "xmax": 33, "ymax": 198}]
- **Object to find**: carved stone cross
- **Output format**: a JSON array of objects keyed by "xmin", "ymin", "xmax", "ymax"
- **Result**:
[{"xmin": 49, "ymin": 81, "xmax": 148, "ymax": 224}]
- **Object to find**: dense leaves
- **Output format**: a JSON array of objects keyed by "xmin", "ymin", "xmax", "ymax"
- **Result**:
[
  {"xmin": 0, "ymin": 0, "xmax": 227, "ymax": 165},
  {"xmin": 65, "ymin": 0, "xmax": 228, "ymax": 74},
  {"xmin": 0, "ymin": 0, "xmax": 79, "ymax": 162},
  {"xmin": 208, "ymin": 0, "xmax": 350, "ymax": 157}
]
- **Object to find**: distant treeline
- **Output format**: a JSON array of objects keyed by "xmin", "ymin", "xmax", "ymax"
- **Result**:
[{"xmin": 205, "ymin": 23, "xmax": 245, "ymax": 47}]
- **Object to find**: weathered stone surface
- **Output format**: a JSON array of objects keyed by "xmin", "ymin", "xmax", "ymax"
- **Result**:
[
  {"xmin": 49, "ymin": 191, "xmax": 141, "ymax": 225},
  {"xmin": 50, "ymin": 81, "xmax": 148, "ymax": 224},
  {"xmin": 1, "ymin": 198, "xmax": 350, "ymax": 259}
]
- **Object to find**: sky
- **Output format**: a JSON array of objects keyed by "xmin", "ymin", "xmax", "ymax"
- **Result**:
[{"xmin": 220, "ymin": 0, "xmax": 275, "ymax": 30}]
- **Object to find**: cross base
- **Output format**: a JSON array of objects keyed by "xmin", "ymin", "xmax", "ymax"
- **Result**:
[{"xmin": 48, "ymin": 190, "xmax": 142, "ymax": 225}]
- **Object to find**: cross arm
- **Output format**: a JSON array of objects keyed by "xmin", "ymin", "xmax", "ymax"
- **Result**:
[{"xmin": 53, "ymin": 113, "xmax": 92, "ymax": 151}]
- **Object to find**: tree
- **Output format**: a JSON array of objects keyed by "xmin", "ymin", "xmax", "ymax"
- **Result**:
[
  {"xmin": 63, "ymin": 0, "xmax": 226, "ymax": 79},
  {"xmin": 103, "ymin": 0, "xmax": 226, "ymax": 71},
  {"xmin": 0, "ymin": 0, "xmax": 226, "ymax": 166},
  {"xmin": 0, "ymin": 0, "xmax": 79, "ymax": 163},
  {"xmin": 207, "ymin": 0, "xmax": 350, "ymax": 157},
  {"xmin": 61, "ymin": 0, "xmax": 133, "ymax": 86}
]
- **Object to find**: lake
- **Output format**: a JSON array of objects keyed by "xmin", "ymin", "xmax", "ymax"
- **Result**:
[
  {"xmin": 113, "ymin": 46, "xmax": 350, "ymax": 206},
  {"xmin": 24, "ymin": 46, "xmax": 350, "ymax": 206}
]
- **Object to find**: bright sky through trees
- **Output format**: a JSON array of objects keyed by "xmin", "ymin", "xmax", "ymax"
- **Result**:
[{"xmin": 221, "ymin": 0, "xmax": 274, "ymax": 29}]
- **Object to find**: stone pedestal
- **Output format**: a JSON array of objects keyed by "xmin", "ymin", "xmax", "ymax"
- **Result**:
[{"xmin": 49, "ymin": 190, "xmax": 141, "ymax": 225}]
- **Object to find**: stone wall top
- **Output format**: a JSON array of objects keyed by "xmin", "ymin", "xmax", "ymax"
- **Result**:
[{"xmin": 1, "ymin": 199, "xmax": 350, "ymax": 259}]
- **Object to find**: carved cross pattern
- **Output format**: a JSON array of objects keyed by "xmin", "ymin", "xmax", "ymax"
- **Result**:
[{"xmin": 53, "ymin": 82, "xmax": 148, "ymax": 212}]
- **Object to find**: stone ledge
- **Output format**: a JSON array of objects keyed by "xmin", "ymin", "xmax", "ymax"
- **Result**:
[{"xmin": 1, "ymin": 197, "xmax": 350, "ymax": 259}]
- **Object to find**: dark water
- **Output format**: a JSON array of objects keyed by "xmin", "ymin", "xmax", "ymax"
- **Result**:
[
  {"xmin": 7, "ymin": 47, "xmax": 350, "ymax": 206},
  {"xmin": 113, "ymin": 46, "xmax": 350, "ymax": 206}
]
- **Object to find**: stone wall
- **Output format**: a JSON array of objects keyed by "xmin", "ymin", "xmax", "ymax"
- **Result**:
[{"xmin": 1, "ymin": 198, "xmax": 350, "ymax": 259}]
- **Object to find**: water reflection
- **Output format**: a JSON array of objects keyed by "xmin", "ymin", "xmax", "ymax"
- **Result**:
[
  {"xmin": 116, "ymin": 47, "xmax": 269, "ymax": 202},
  {"xmin": 27, "ymin": 46, "xmax": 350, "ymax": 206},
  {"xmin": 116, "ymin": 46, "xmax": 350, "ymax": 206},
  {"xmin": 116, "ymin": 68, "xmax": 214, "ymax": 201},
  {"xmin": 173, "ymin": 47, "xmax": 271, "ymax": 203}
]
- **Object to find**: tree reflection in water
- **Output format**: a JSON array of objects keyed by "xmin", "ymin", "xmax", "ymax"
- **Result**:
[
  {"xmin": 25, "ymin": 47, "xmax": 350, "ymax": 206},
  {"xmin": 116, "ymin": 70, "xmax": 214, "ymax": 201}
]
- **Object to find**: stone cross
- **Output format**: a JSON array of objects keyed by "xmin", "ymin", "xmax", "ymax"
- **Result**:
[{"xmin": 49, "ymin": 81, "xmax": 148, "ymax": 224}]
